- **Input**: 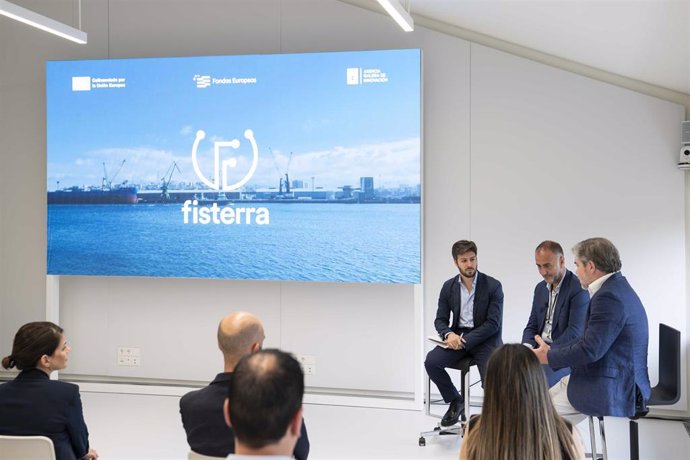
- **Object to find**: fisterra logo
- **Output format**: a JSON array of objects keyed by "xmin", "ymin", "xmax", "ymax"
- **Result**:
[{"xmin": 183, "ymin": 128, "xmax": 269, "ymax": 225}]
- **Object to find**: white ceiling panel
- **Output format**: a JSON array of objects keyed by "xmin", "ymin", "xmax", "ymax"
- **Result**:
[{"xmin": 370, "ymin": 0, "xmax": 690, "ymax": 95}]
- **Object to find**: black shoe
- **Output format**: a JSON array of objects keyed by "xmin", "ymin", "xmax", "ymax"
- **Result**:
[{"xmin": 441, "ymin": 395, "xmax": 465, "ymax": 427}]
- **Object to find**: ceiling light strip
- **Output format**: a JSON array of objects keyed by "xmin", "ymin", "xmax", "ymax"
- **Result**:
[
  {"xmin": 0, "ymin": 0, "xmax": 87, "ymax": 44},
  {"xmin": 376, "ymin": 0, "xmax": 414, "ymax": 32}
]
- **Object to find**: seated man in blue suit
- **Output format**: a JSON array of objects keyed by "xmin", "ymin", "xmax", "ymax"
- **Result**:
[
  {"xmin": 425, "ymin": 240, "xmax": 504, "ymax": 427},
  {"xmin": 533, "ymin": 237, "xmax": 651, "ymax": 420},
  {"xmin": 180, "ymin": 312, "xmax": 309, "ymax": 459},
  {"xmin": 522, "ymin": 240, "xmax": 589, "ymax": 387}
]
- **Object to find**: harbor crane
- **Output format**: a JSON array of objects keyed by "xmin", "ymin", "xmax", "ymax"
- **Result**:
[
  {"xmin": 102, "ymin": 160, "xmax": 126, "ymax": 190},
  {"xmin": 284, "ymin": 152, "xmax": 293, "ymax": 194},
  {"xmin": 161, "ymin": 161, "xmax": 181, "ymax": 202},
  {"xmin": 268, "ymin": 148, "xmax": 293, "ymax": 194}
]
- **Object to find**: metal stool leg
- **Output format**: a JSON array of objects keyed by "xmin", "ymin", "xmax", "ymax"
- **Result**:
[
  {"xmin": 629, "ymin": 420, "xmax": 639, "ymax": 460},
  {"xmin": 597, "ymin": 417, "xmax": 608, "ymax": 460},
  {"xmin": 425, "ymin": 373, "xmax": 432, "ymax": 415},
  {"xmin": 420, "ymin": 361, "xmax": 474, "ymax": 445},
  {"xmin": 461, "ymin": 367, "xmax": 469, "ymax": 423},
  {"xmin": 588, "ymin": 416, "xmax": 598, "ymax": 459}
]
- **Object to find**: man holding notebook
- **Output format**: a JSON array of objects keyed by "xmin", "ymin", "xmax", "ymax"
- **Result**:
[{"xmin": 424, "ymin": 240, "xmax": 504, "ymax": 427}]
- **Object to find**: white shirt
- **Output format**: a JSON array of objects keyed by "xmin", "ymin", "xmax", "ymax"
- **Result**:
[
  {"xmin": 457, "ymin": 273, "xmax": 478, "ymax": 328},
  {"xmin": 587, "ymin": 271, "xmax": 616, "ymax": 297},
  {"xmin": 541, "ymin": 273, "xmax": 565, "ymax": 343}
]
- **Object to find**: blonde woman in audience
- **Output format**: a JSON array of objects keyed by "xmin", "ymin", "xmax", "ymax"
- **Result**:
[
  {"xmin": 460, "ymin": 344, "xmax": 585, "ymax": 460},
  {"xmin": 0, "ymin": 322, "xmax": 98, "ymax": 460}
]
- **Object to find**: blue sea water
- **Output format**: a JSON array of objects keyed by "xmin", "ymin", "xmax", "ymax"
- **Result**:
[{"xmin": 47, "ymin": 203, "xmax": 421, "ymax": 283}]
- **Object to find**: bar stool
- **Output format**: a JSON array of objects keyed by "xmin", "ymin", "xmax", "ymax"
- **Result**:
[
  {"xmin": 586, "ymin": 323, "xmax": 681, "ymax": 460},
  {"xmin": 419, "ymin": 356, "xmax": 477, "ymax": 446}
]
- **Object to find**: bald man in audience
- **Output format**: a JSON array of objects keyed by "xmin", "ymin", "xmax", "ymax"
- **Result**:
[
  {"xmin": 224, "ymin": 349, "xmax": 305, "ymax": 459},
  {"xmin": 180, "ymin": 312, "xmax": 310, "ymax": 459}
]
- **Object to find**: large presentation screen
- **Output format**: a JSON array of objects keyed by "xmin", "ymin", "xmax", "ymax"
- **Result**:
[{"xmin": 47, "ymin": 49, "xmax": 421, "ymax": 283}]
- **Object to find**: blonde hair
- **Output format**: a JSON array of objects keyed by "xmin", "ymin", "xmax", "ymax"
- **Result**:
[{"xmin": 463, "ymin": 344, "xmax": 579, "ymax": 460}]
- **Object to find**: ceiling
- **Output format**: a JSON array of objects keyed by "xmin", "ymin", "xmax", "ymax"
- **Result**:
[
  {"xmin": 352, "ymin": 0, "xmax": 690, "ymax": 96},
  {"xmin": 3, "ymin": 1, "xmax": 688, "ymax": 95}
]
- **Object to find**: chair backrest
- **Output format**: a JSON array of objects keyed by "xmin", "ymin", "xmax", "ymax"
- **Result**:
[
  {"xmin": 188, "ymin": 450, "xmax": 226, "ymax": 460},
  {"xmin": 0, "ymin": 435, "xmax": 56, "ymax": 460},
  {"xmin": 649, "ymin": 323, "xmax": 681, "ymax": 406}
]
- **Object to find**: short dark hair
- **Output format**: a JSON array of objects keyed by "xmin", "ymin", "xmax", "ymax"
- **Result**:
[
  {"xmin": 1, "ymin": 322, "xmax": 63, "ymax": 370},
  {"xmin": 452, "ymin": 240, "xmax": 477, "ymax": 260},
  {"xmin": 572, "ymin": 237, "xmax": 622, "ymax": 274},
  {"xmin": 228, "ymin": 349, "xmax": 304, "ymax": 448},
  {"xmin": 535, "ymin": 240, "xmax": 564, "ymax": 256}
]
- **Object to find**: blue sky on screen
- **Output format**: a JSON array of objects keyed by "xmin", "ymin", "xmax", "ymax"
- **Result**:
[{"xmin": 47, "ymin": 49, "xmax": 421, "ymax": 191}]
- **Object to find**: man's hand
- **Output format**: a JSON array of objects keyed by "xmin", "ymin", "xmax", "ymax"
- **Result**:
[
  {"xmin": 83, "ymin": 449, "xmax": 99, "ymax": 460},
  {"xmin": 532, "ymin": 335, "xmax": 551, "ymax": 364},
  {"xmin": 445, "ymin": 332, "xmax": 465, "ymax": 351}
]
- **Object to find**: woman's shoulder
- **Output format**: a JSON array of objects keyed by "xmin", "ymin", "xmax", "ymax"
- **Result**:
[{"xmin": 42, "ymin": 378, "xmax": 81, "ymax": 397}]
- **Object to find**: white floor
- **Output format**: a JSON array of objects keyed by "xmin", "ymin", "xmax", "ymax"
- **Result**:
[{"xmin": 80, "ymin": 390, "xmax": 690, "ymax": 460}]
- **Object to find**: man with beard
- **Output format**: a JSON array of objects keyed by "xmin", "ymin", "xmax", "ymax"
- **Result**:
[
  {"xmin": 521, "ymin": 240, "xmax": 589, "ymax": 387},
  {"xmin": 425, "ymin": 240, "xmax": 504, "ymax": 427},
  {"xmin": 533, "ymin": 237, "xmax": 651, "ymax": 421}
]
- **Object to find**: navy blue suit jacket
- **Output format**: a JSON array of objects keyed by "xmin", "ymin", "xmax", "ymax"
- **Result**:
[
  {"xmin": 521, "ymin": 269, "xmax": 589, "ymax": 386},
  {"xmin": 180, "ymin": 372, "xmax": 310, "ymax": 459},
  {"xmin": 0, "ymin": 369, "xmax": 90, "ymax": 460},
  {"xmin": 548, "ymin": 272, "xmax": 651, "ymax": 417},
  {"xmin": 434, "ymin": 271, "xmax": 504, "ymax": 353}
]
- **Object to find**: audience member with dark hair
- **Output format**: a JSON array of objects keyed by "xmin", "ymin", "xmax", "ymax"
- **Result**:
[
  {"xmin": 0, "ymin": 322, "xmax": 98, "ymax": 460},
  {"xmin": 224, "ymin": 349, "xmax": 305, "ymax": 458},
  {"xmin": 180, "ymin": 312, "xmax": 309, "ymax": 458},
  {"xmin": 460, "ymin": 344, "xmax": 584, "ymax": 460}
]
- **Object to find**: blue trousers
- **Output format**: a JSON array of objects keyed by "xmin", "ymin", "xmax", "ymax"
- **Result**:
[{"xmin": 424, "ymin": 343, "xmax": 495, "ymax": 403}]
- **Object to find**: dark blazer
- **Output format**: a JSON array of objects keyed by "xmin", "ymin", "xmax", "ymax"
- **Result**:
[
  {"xmin": 434, "ymin": 271, "xmax": 504, "ymax": 352},
  {"xmin": 521, "ymin": 269, "xmax": 589, "ymax": 386},
  {"xmin": 0, "ymin": 369, "xmax": 90, "ymax": 460},
  {"xmin": 548, "ymin": 272, "xmax": 651, "ymax": 417},
  {"xmin": 180, "ymin": 372, "xmax": 310, "ymax": 459}
]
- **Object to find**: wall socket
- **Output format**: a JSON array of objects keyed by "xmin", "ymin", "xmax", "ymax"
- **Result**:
[
  {"xmin": 117, "ymin": 347, "xmax": 141, "ymax": 366},
  {"xmin": 296, "ymin": 354, "xmax": 316, "ymax": 375}
]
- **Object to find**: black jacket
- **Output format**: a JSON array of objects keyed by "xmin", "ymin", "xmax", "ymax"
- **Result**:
[
  {"xmin": 0, "ymin": 368, "xmax": 90, "ymax": 460},
  {"xmin": 180, "ymin": 371, "xmax": 310, "ymax": 459}
]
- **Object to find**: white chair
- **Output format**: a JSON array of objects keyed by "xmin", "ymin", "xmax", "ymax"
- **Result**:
[
  {"xmin": 187, "ymin": 450, "xmax": 225, "ymax": 460},
  {"xmin": 0, "ymin": 435, "xmax": 56, "ymax": 460}
]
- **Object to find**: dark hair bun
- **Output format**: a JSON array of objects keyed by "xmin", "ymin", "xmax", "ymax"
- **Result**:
[{"xmin": 1, "ymin": 355, "xmax": 16, "ymax": 369}]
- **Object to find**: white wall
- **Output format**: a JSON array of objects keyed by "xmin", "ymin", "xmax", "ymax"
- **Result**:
[
  {"xmin": 469, "ymin": 44, "xmax": 687, "ymax": 411},
  {"xmin": 0, "ymin": 0, "xmax": 687, "ymax": 413},
  {"xmin": 0, "ymin": 0, "xmax": 468, "ymax": 398}
]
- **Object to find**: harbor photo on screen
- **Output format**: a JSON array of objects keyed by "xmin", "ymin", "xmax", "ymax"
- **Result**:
[{"xmin": 46, "ymin": 49, "xmax": 421, "ymax": 283}]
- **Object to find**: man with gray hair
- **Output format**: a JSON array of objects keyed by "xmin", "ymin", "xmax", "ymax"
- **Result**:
[
  {"xmin": 180, "ymin": 312, "xmax": 309, "ymax": 458},
  {"xmin": 533, "ymin": 237, "xmax": 651, "ymax": 420}
]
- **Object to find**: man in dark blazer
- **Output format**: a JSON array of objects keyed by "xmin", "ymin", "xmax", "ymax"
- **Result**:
[
  {"xmin": 521, "ymin": 240, "xmax": 589, "ymax": 387},
  {"xmin": 534, "ymin": 237, "xmax": 651, "ymax": 418},
  {"xmin": 425, "ymin": 240, "xmax": 504, "ymax": 427},
  {"xmin": 224, "ymin": 349, "xmax": 305, "ymax": 458},
  {"xmin": 180, "ymin": 312, "xmax": 309, "ymax": 459}
]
